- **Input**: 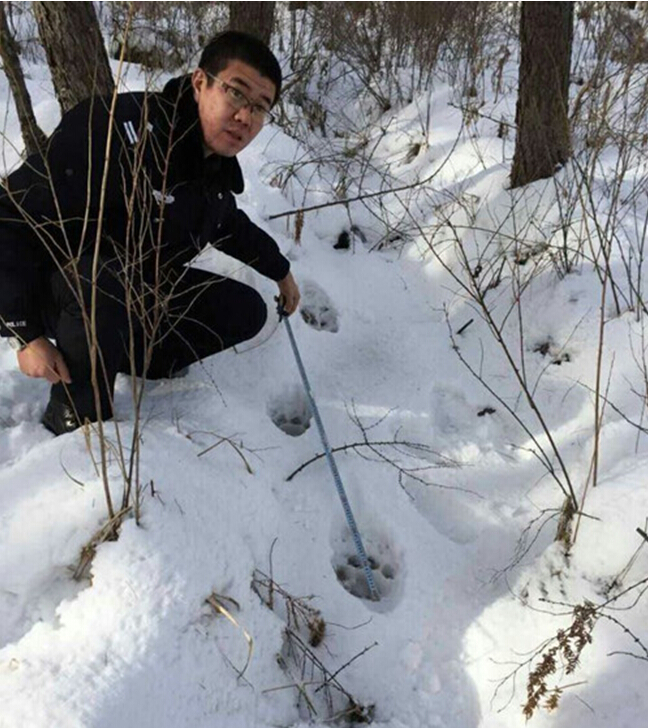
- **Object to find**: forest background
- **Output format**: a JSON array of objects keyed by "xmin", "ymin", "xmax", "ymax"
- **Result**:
[{"xmin": 0, "ymin": 3, "xmax": 647, "ymax": 728}]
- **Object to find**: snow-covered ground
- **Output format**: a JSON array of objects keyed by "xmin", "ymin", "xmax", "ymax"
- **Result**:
[{"xmin": 1, "ymin": 13, "xmax": 647, "ymax": 728}]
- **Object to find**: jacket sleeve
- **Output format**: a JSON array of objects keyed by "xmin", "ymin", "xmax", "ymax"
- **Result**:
[
  {"xmin": 0, "ymin": 205, "xmax": 49, "ymax": 342},
  {"xmin": 214, "ymin": 202, "xmax": 290, "ymax": 283},
  {"xmin": 0, "ymin": 153, "xmax": 60, "ymax": 341},
  {"xmin": 0, "ymin": 97, "xmax": 130, "ymax": 341}
]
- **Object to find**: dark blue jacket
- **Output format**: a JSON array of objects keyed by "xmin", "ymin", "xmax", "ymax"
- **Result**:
[{"xmin": 0, "ymin": 75, "xmax": 289, "ymax": 342}]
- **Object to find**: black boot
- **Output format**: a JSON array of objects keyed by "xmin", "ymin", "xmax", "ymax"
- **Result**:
[{"xmin": 41, "ymin": 399, "xmax": 81, "ymax": 436}]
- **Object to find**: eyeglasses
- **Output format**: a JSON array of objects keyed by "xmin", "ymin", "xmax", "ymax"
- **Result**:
[{"xmin": 206, "ymin": 72, "xmax": 276, "ymax": 125}]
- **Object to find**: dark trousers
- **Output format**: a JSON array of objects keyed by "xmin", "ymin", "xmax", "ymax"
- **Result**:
[{"xmin": 43, "ymin": 255, "xmax": 267, "ymax": 422}]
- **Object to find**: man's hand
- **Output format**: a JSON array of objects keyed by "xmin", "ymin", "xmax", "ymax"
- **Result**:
[
  {"xmin": 277, "ymin": 272, "xmax": 300, "ymax": 315},
  {"xmin": 16, "ymin": 337, "xmax": 72, "ymax": 385}
]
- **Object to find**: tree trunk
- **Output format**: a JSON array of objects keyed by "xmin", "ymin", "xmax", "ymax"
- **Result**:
[
  {"xmin": 229, "ymin": 1, "xmax": 275, "ymax": 46},
  {"xmin": 0, "ymin": 2, "xmax": 47, "ymax": 157},
  {"xmin": 33, "ymin": 1, "xmax": 114, "ymax": 115},
  {"xmin": 510, "ymin": 2, "xmax": 574, "ymax": 189}
]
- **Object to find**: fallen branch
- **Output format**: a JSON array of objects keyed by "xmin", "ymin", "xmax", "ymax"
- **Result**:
[
  {"xmin": 205, "ymin": 592, "xmax": 254, "ymax": 678},
  {"xmin": 286, "ymin": 404, "xmax": 473, "ymax": 495},
  {"xmin": 286, "ymin": 437, "xmax": 457, "ymax": 481}
]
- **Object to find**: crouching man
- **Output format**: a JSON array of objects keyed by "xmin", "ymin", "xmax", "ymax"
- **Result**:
[{"xmin": 0, "ymin": 31, "xmax": 299, "ymax": 435}]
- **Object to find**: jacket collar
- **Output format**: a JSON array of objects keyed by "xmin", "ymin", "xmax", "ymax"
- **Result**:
[{"xmin": 160, "ymin": 75, "xmax": 245, "ymax": 193}]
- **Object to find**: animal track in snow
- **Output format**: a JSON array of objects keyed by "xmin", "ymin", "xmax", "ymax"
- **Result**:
[
  {"xmin": 299, "ymin": 281, "xmax": 339, "ymax": 333},
  {"xmin": 532, "ymin": 338, "xmax": 572, "ymax": 366},
  {"xmin": 332, "ymin": 530, "xmax": 400, "ymax": 603},
  {"xmin": 268, "ymin": 385, "xmax": 312, "ymax": 437}
]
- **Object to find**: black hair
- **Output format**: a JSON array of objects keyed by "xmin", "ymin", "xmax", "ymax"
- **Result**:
[{"xmin": 199, "ymin": 31, "xmax": 282, "ymax": 106}]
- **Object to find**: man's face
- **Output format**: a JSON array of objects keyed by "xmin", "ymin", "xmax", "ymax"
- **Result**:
[{"xmin": 191, "ymin": 59, "xmax": 277, "ymax": 157}]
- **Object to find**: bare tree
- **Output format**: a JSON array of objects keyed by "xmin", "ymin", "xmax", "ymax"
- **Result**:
[
  {"xmin": 510, "ymin": 2, "xmax": 574, "ymax": 188},
  {"xmin": 229, "ymin": 1, "xmax": 275, "ymax": 46},
  {"xmin": 0, "ymin": 2, "xmax": 47, "ymax": 156},
  {"xmin": 33, "ymin": 1, "xmax": 114, "ymax": 114}
]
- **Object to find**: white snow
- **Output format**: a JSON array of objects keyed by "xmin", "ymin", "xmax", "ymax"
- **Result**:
[{"xmin": 1, "ymin": 14, "xmax": 647, "ymax": 728}]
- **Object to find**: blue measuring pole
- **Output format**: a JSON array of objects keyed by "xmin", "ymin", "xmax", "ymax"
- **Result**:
[{"xmin": 279, "ymin": 307, "xmax": 379, "ymax": 602}]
